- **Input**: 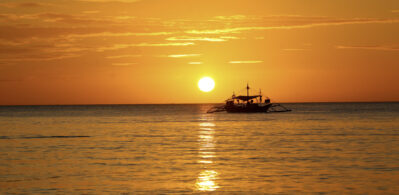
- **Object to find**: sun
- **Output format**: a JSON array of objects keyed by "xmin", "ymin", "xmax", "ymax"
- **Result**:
[{"xmin": 198, "ymin": 77, "xmax": 215, "ymax": 92}]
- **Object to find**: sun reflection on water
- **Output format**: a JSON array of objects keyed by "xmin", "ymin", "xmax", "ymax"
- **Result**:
[
  {"xmin": 196, "ymin": 170, "xmax": 219, "ymax": 191},
  {"xmin": 196, "ymin": 115, "xmax": 219, "ymax": 191}
]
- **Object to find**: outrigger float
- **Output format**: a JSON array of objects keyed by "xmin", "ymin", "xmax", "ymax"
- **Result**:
[{"xmin": 207, "ymin": 84, "xmax": 291, "ymax": 113}]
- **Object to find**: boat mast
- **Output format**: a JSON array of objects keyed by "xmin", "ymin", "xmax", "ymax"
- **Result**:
[{"xmin": 246, "ymin": 83, "xmax": 250, "ymax": 101}]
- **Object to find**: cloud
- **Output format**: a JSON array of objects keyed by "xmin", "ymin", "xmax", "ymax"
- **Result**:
[
  {"xmin": 0, "ymin": 38, "xmax": 86, "ymax": 62},
  {"xmin": 166, "ymin": 36, "xmax": 226, "ymax": 42},
  {"xmin": 213, "ymin": 15, "xmax": 249, "ymax": 20},
  {"xmin": 186, "ymin": 17, "xmax": 399, "ymax": 34},
  {"xmin": 16, "ymin": 2, "xmax": 44, "ymax": 7},
  {"xmin": 0, "ymin": 2, "xmax": 46, "ymax": 8},
  {"xmin": 114, "ymin": 16, "xmax": 136, "ymax": 20},
  {"xmin": 0, "ymin": 12, "xmax": 109, "ymax": 24},
  {"xmin": 166, "ymin": 36, "xmax": 240, "ymax": 42},
  {"xmin": 2, "ymin": 13, "xmax": 397, "ymax": 65},
  {"xmin": 188, "ymin": 62, "xmax": 203, "ymax": 65},
  {"xmin": 97, "ymin": 42, "xmax": 195, "ymax": 51},
  {"xmin": 0, "ymin": 26, "xmax": 174, "ymax": 43},
  {"xmin": 0, "ymin": 25, "xmax": 185, "ymax": 62},
  {"xmin": 0, "ymin": 53, "xmax": 81, "ymax": 62},
  {"xmin": 106, "ymin": 54, "xmax": 142, "ymax": 59},
  {"xmin": 65, "ymin": 31, "xmax": 174, "ymax": 39},
  {"xmin": 0, "ymin": 13, "xmax": 32, "ymax": 20},
  {"xmin": 167, "ymin": 54, "xmax": 201, "ymax": 58},
  {"xmin": 35, "ymin": 12, "xmax": 112, "ymax": 24},
  {"xmin": 0, "ymin": 12, "xmax": 147, "ymax": 25},
  {"xmin": 229, "ymin": 61, "xmax": 263, "ymax": 64},
  {"xmin": 336, "ymin": 45, "xmax": 399, "ymax": 51}
]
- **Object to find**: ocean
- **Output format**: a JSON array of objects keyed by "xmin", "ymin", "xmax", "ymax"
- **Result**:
[{"xmin": 0, "ymin": 103, "xmax": 398, "ymax": 194}]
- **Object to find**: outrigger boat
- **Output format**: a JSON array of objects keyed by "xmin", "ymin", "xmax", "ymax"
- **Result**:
[{"xmin": 207, "ymin": 84, "xmax": 291, "ymax": 113}]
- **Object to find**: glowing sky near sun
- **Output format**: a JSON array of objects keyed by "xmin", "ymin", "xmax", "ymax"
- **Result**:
[{"xmin": 0, "ymin": 0, "xmax": 398, "ymax": 105}]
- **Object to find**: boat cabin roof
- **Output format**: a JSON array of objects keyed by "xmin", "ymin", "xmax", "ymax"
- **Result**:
[{"xmin": 233, "ymin": 95, "xmax": 261, "ymax": 101}]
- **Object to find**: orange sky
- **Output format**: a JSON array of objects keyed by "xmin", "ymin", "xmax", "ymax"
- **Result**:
[{"xmin": 0, "ymin": 0, "xmax": 398, "ymax": 105}]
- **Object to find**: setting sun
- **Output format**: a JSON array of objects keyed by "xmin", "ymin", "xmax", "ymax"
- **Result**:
[{"xmin": 198, "ymin": 77, "xmax": 215, "ymax": 92}]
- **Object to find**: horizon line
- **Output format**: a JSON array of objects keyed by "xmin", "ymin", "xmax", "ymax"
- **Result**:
[{"xmin": 0, "ymin": 100, "xmax": 398, "ymax": 106}]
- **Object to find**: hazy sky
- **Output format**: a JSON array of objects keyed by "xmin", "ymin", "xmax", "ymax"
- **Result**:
[{"xmin": 0, "ymin": 0, "xmax": 398, "ymax": 105}]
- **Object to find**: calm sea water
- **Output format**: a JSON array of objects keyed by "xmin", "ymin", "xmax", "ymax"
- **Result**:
[{"xmin": 0, "ymin": 103, "xmax": 398, "ymax": 194}]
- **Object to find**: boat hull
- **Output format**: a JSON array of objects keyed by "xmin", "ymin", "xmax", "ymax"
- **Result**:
[{"xmin": 225, "ymin": 103, "xmax": 272, "ymax": 113}]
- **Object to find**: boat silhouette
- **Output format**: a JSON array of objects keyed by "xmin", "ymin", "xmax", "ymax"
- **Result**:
[{"xmin": 207, "ymin": 84, "xmax": 291, "ymax": 113}]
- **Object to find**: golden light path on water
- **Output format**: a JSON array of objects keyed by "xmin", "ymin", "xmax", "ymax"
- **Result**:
[{"xmin": 195, "ymin": 117, "xmax": 219, "ymax": 191}]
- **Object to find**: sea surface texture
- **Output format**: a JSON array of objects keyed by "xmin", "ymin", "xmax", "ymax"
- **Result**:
[{"xmin": 0, "ymin": 103, "xmax": 398, "ymax": 194}]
